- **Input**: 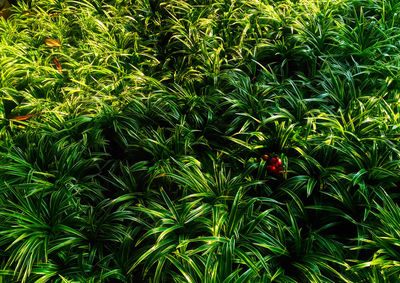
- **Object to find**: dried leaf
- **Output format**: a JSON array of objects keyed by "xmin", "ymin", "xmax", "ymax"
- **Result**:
[
  {"xmin": 53, "ymin": 57, "xmax": 63, "ymax": 73},
  {"xmin": 10, "ymin": 112, "xmax": 44, "ymax": 121},
  {"xmin": 45, "ymin": 38, "xmax": 62, "ymax": 47},
  {"xmin": 0, "ymin": 10, "xmax": 11, "ymax": 20},
  {"xmin": 0, "ymin": 0, "xmax": 11, "ymax": 20},
  {"xmin": 10, "ymin": 114, "xmax": 37, "ymax": 121},
  {"xmin": 0, "ymin": 0, "xmax": 9, "ymax": 11}
]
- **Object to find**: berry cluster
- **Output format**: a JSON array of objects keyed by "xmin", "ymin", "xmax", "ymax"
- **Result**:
[{"xmin": 261, "ymin": 155, "xmax": 283, "ymax": 175}]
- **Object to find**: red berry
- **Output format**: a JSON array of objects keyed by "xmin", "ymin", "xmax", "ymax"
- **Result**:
[
  {"xmin": 270, "ymin": 157, "xmax": 277, "ymax": 165},
  {"xmin": 276, "ymin": 158, "xmax": 282, "ymax": 166},
  {"xmin": 261, "ymin": 154, "xmax": 269, "ymax": 161}
]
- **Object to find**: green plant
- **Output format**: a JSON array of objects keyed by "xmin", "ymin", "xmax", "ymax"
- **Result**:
[{"xmin": 1, "ymin": 0, "xmax": 400, "ymax": 281}]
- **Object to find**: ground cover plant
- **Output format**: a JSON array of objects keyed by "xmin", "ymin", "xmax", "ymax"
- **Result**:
[{"xmin": 1, "ymin": 0, "xmax": 400, "ymax": 282}]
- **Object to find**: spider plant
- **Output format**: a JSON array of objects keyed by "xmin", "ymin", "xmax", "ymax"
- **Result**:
[{"xmin": 1, "ymin": 0, "xmax": 400, "ymax": 281}]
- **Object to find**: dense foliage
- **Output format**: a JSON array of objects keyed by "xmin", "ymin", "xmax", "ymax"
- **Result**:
[{"xmin": 1, "ymin": 0, "xmax": 400, "ymax": 282}]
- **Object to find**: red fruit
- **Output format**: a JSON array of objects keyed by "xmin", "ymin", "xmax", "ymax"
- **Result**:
[
  {"xmin": 276, "ymin": 158, "xmax": 282, "ymax": 166},
  {"xmin": 270, "ymin": 157, "xmax": 277, "ymax": 165},
  {"xmin": 268, "ymin": 166, "xmax": 277, "ymax": 173}
]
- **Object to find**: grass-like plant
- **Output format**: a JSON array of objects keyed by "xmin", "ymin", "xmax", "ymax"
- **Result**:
[{"xmin": 1, "ymin": 0, "xmax": 400, "ymax": 281}]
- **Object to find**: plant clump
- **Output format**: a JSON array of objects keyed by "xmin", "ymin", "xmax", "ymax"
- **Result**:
[{"xmin": 1, "ymin": 0, "xmax": 400, "ymax": 282}]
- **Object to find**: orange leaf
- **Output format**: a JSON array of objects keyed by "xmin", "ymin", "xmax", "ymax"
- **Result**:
[
  {"xmin": 53, "ymin": 57, "xmax": 63, "ymax": 73},
  {"xmin": 45, "ymin": 38, "xmax": 62, "ymax": 47},
  {"xmin": 10, "ymin": 112, "xmax": 44, "ymax": 121},
  {"xmin": 10, "ymin": 114, "xmax": 36, "ymax": 121}
]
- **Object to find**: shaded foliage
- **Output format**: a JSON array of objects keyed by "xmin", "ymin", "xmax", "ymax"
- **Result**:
[{"xmin": 1, "ymin": 0, "xmax": 400, "ymax": 282}]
